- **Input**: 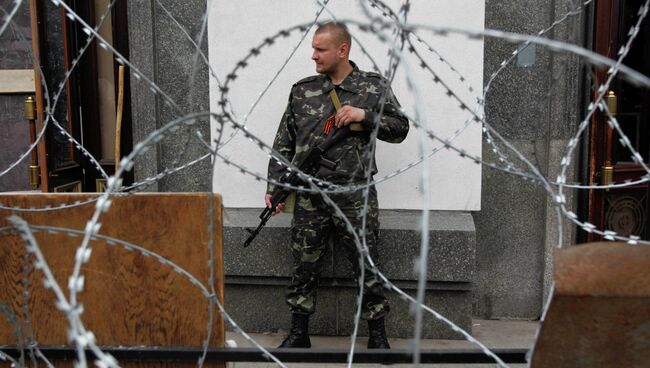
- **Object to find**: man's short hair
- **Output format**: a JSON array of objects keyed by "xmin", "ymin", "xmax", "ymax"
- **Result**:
[{"xmin": 315, "ymin": 21, "xmax": 352, "ymax": 49}]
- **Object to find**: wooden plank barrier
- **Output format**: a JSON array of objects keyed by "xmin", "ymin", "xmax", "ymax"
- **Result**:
[
  {"xmin": 531, "ymin": 242, "xmax": 650, "ymax": 367},
  {"xmin": 0, "ymin": 193, "xmax": 225, "ymax": 367}
]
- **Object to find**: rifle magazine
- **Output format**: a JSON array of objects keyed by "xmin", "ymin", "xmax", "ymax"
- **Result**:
[{"xmin": 283, "ymin": 192, "xmax": 296, "ymax": 213}]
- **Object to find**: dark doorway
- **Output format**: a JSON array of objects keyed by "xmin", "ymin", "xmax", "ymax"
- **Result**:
[
  {"xmin": 585, "ymin": 0, "xmax": 650, "ymax": 241},
  {"xmin": 29, "ymin": 0, "xmax": 132, "ymax": 192}
]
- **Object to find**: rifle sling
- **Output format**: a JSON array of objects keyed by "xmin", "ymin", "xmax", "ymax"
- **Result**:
[{"xmin": 329, "ymin": 89, "xmax": 364, "ymax": 132}]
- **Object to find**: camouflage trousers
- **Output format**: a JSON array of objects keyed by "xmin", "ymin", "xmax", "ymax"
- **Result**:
[{"xmin": 286, "ymin": 185, "xmax": 390, "ymax": 320}]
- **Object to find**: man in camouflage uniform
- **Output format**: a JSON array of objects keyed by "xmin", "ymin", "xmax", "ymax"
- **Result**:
[{"xmin": 265, "ymin": 21, "xmax": 409, "ymax": 349}]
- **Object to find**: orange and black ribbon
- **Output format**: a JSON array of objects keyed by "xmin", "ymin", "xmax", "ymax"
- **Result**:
[{"xmin": 323, "ymin": 114, "xmax": 335, "ymax": 135}]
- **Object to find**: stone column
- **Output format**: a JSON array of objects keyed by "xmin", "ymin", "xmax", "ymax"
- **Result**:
[{"xmin": 127, "ymin": 0, "xmax": 211, "ymax": 192}]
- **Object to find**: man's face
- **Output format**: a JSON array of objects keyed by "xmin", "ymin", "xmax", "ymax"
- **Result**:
[{"xmin": 311, "ymin": 31, "xmax": 343, "ymax": 75}]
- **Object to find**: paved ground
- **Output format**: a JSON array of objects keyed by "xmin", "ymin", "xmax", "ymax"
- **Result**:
[{"xmin": 224, "ymin": 319, "xmax": 538, "ymax": 367}]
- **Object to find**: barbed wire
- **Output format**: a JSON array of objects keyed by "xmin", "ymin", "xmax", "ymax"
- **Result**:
[
  {"xmin": 0, "ymin": 301, "xmax": 27, "ymax": 367},
  {"xmin": 0, "ymin": 222, "xmax": 289, "ymax": 367},
  {"xmin": 2, "ymin": 1, "xmax": 650, "ymax": 367}
]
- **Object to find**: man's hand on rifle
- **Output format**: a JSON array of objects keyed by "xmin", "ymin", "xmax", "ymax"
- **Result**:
[{"xmin": 265, "ymin": 194, "xmax": 285, "ymax": 216}]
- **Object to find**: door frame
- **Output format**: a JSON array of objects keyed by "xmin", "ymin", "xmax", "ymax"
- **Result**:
[
  {"xmin": 584, "ymin": 0, "xmax": 650, "ymax": 241},
  {"xmin": 28, "ymin": 0, "xmax": 132, "ymax": 192}
]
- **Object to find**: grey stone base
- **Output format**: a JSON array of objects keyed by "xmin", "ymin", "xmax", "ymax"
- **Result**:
[
  {"xmin": 225, "ymin": 282, "xmax": 470, "ymax": 339},
  {"xmin": 222, "ymin": 209, "xmax": 475, "ymax": 339}
]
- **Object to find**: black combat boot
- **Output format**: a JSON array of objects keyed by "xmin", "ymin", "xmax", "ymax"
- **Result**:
[
  {"xmin": 367, "ymin": 317, "xmax": 390, "ymax": 349},
  {"xmin": 278, "ymin": 313, "xmax": 311, "ymax": 348}
]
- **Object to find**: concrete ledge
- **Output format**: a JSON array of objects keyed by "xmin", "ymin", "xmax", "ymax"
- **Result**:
[{"xmin": 223, "ymin": 209, "xmax": 475, "ymax": 339}]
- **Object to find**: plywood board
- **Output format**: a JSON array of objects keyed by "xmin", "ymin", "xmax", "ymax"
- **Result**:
[{"xmin": 0, "ymin": 193, "xmax": 225, "ymax": 367}]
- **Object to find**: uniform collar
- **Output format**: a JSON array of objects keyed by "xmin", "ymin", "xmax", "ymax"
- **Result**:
[{"xmin": 321, "ymin": 60, "xmax": 364, "ymax": 94}]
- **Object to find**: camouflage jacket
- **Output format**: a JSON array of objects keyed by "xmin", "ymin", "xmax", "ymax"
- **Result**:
[{"xmin": 266, "ymin": 61, "xmax": 409, "ymax": 194}]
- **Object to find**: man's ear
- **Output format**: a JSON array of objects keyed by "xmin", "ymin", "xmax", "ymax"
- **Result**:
[{"xmin": 339, "ymin": 42, "xmax": 350, "ymax": 58}]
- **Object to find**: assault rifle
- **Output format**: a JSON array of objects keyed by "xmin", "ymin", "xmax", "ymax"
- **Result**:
[{"xmin": 243, "ymin": 125, "xmax": 356, "ymax": 247}]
